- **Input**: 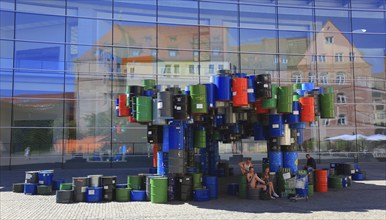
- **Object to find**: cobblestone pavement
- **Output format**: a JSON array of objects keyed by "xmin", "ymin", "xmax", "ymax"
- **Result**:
[{"xmin": 1, "ymin": 163, "xmax": 385, "ymax": 220}]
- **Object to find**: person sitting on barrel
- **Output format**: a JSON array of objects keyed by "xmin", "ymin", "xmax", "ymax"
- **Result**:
[
  {"xmin": 239, "ymin": 158, "xmax": 253, "ymax": 175},
  {"xmin": 246, "ymin": 167, "xmax": 266, "ymax": 191},
  {"xmin": 304, "ymin": 154, "xmax": 316, "ymax": 170},
  {"xmin": 261, "ymin": 167, "xmax": 280, "ymax": 199}
]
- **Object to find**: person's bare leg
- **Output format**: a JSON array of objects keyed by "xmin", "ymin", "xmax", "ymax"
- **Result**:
[{"xmin": 269, "ymin": 182, "xmax": 277, "ymax": 194}]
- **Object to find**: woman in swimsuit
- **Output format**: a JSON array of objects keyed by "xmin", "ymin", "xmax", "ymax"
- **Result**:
[{"xmin": 261, "ymin": 167, "xmax": 280, "ymax": 199}]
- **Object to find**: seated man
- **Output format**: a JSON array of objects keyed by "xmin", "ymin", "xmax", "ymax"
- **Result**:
[
  {"xmin": 305, "ymin": 154, "xmax": 316, "ymax": 170},
  {"xmin": 246, "ymin": 167, "xmax": 266, "ymax": 191},
  {"xmin": 239, "ymin": 158, "xmax": 253, "ymax": 175}
]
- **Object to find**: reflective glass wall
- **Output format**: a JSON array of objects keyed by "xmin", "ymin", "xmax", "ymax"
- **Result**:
[{"xmin": 1, "ymin": 0, "xmax": 385, "ymax": 169}]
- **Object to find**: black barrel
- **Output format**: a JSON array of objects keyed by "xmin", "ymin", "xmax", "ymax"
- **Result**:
[
  {"xmin": 25, "ymin": 171, "xmax": 39, "ymax": 183},
  {"xmin": 147, "ymin": 125, "xmax": 163, "ymax": 144},
  {"xmin": 73, "ymin": 177, "xmax": 90, "ymax": 202},
  {"xmin": 167, "ymin": 174, "xmax": 178, "ymax": 201},
  {"xmin": 255, "ymin": 74, "xmax": 272, "ymax": 99},
  {"xmin": 176, "ymin": 175, "xmax": 193, "ymax": 201},
  {"xmin": 167, "ymin": 86, "xmax": 181, "ymax": 95},
  {"xmin": 56, "ymin": 190, "xmax": 74, "ymax": 203},
  {"xmin": 268, "ymin": 137, "xmax": 280, "ymax": 152},
  {"xmin": 173, "ymin": 94, "xmax": 191, "ymax": 120},
  {"xmin": 281, "ymin": 143, "xmax": 298, "ymax": 152},
  {"xmin": 37, "ymin": 185, "xmax": 52, "ymax": 195},
  {"xmin": 13, "ymin": 183, "xmax": 24, "ymax": 193},
  {"xmin": 158, "ymin": 91, "xmax": 174, "ymax": 118},
  {"xmin": 138, "ymin": 173, "xmax": 153, "ymax": 190},
  {"xmin": 336, "ymin": 164, "xmax": 352, "ymax": 176},
  {"xmin": 310, "ymin": 90, "xmax": 320, "ymax": 116},
  {"xmin": 169, "ymin": 149, "xmax": 186, "ymax": 174},
  {"xmin": 102, "ymin": 176, "xmax": 117, "ymax": 202}
]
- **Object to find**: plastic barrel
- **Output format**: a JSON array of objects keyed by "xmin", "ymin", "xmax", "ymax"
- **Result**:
[
  {"xmin": 152, "ymin": 99, "xmax": 167, "ymax": 125},
  {"xmin": 162, "ymin": 125, "xmax": 170, "ymax": 152},
  {"xmin": 173, "ymin": 94, "xmax": 191, "ymax": 120},
  {"xmin": 118, "ymin": 94, "xmax": 129, "ymax": 117},
  {"xmin": 190, "ymin": 84, "xmax": 208, "ymax": 115},
  {"xmin": 24, "ymin": 183, "xmax": 37, "ymax": 195},
  {"xmin": 225, "ymin": 105, "xmax": 237, "ymax": 123},
  {"xmin": 268, "ymin": 151, "xmax": 283, "ymax": 172},
  {"xmin": 157, "ymin": 91, "xmax": 174, "ymax": 119},
  {"xmin": 127, "ymin": 176, "xmax": 142, "ymax": 190},
  {"xmin": 290, "ymin": 122, "xmax": 306, "ymax": 129},
  {"xmin": 168, "ymin": 149, "xmax": 186, "ymax": 174},
  {"xmin": 116, "ymin": 188, "xmax": 131, "ymax": 202},
  {"xmin": 194, "ymin": 127, "xmax": 206, "ymax": 149},
  {"xmin": 352, "ymin": 173, "xmax": 364, "ymax": 180},
  {"xmin": 38, "ymin": 170, "xmax": 54, "ymax": 186},
  {"xmin": 255, "ymin": 74, "xmax": 272, "ymax": 99},
  {"xmin": 143, "ymin": 79, "xmax": 156, "ymax": 90},
  {"xmin": 214, "ymin": 75, "xmax": 232, "ymax": 101},
  {"xmin": 283, "ymin": 151, "xmax": 298, "ymax": 174},
  {"xmin": 192, "ymin": 173, "xmax": 203, "ymax": 189},
  {"xmin": 301, "ymin": 83, "xmax": 314, "ymax": 91},
  {"xmin": 262, "ymin": 84, "xmax": 278, "ymax": 109},
  {"xmin": 144, "ymin": 90, "xmax": 155, "ymax": 97},
  {"xmin": 37, "ymin": 185, "xmax": 52, "ymax": 195},
  {"xmin": 277, "ymin": 86, "xmax": 293, "ymax": 113},
  {"xmin": 255, "ymin": 99, "xmax": 270, "ymax": 114},
  {"xmin": 204, "ymin": 83, "xmax": 217, "ymax": 109},
  {"xmin": 315, "ymin": 170, "xmax": 328, "ymax": 192},
  {"xmin": 25, "ymin": 171, "xmax": 39, "ymax": 183},
  {"xmin": 146, "ymin": 175, "xmax": 159, "ymax": 200},
  {"xmin": 269, "ymin": 114, "xmax": 284, "ymax": 137},
  {"xmin": 86, "ymin": 187, "xmax": 103, "ymax": 203},
  {"xmin": 247, "ymin": 75, "xmax": 256, "ymax": 103},
  {"xmin": 232, "ymin": 77, "xmax": 249, "ymax": 107},
  {"xmin": 279, "ymin": 124, "xmax": 291, "ymax": 146},
  {"xmin": 203, "ymin": 176, "xmax": 218, "ymax": 199},
  {"xmin": 13, "ymin": 183, "xmax": 25, "ymax": 193},
  {"xmin": 254, "ymin": 123, "xmax": 267, "ymax": 141},
  {"xmin": 128, "ymin": 85, "xmax": 144, "ymax": 117},
  {"xmin": 267, "ymin": 137, "xmax": 280, "ymax": 151},
  {"xmin": 299, "ymin": 97, "xmax": 315, "ymax": 122},
  {"xmin": 136, "ymin": 96, "xmax": 152, "ymax": 122},
  {"xmin": 102, "ymin": 176, "xmax": 117, "ymax": 202},
  {"xmin": 239, "ymin": 176, "xmax": 247, "ymax": 199},
  {"xmin": 193, "ymin": 188, "xmax": 210, "ymax": 202},
  {"xmin": 328, "ymin": 176, "xmax": 343, "ymax": 189},
  {"xmin": 157, "ymin": 152, "xmax": 166, "ymax": 176},
  {"xmin": 176, "ymin": 175, "xmax": 193, "ymax": 201},
  {"xmin": 308, "ymin": 184, "xmax": 314, "ymax": 196},
  {"xmin": 150, "ymin": 177, "xmax": 168, "ymax": 203},
  {"xmin": 60, "ymin": 183, "xmax": 73, "ymax": 190},
  {"xmin": 56, "ymin": 190, "xmax": 74, "ymax": 203},
  {"xmin": 131, "ymin": 190, "xmax": 146, "ymax": 201},
  {"xmin": 73, "ymin": 177, "xmax": 90, "ymax": 202},
  {"xmin": 147, "ymin": 125, "xmax": 163, "ymax": 144},
  {"xmin": 284, "ymin": 101, "xmax": 300, "ymax": 124},
  {"xmin": 320, "ymin": 93, "xmax": 335, "ymax": 118},
  {"xmin": 169, "ymin": 123, "xmax": 185, "ymax": 150}
]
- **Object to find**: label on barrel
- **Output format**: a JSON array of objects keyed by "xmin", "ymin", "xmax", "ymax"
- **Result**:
[
  {"xmin": 104, "ymin": 186, "xmax": 109, "ymax": 190},
  {"xmin": 148, "ymin": 131, "xmax": 152, "ymax": 135},
  {"xmin": 283, "ymin": 172, "xmax": 291, "ymax": 180},
  {"xmin": 209, "ymin": 104, "xmax": 213, "ymax": 107},
  {"xmin": 264, "ymin": 84, "xmax": 268, "ymax": 88},
  {"xmin": 247, "ymin": 89, "xmax": 254, "ymax": 93},
  {"xmin": 176, "ymin": 106, "xmax": 182, "ymax": 110},
  {"xmin": 275, "ymin": 95, "xmax": 277, "ymax": 99},
  {"xmin": 89, "ymin": 190, "xmax": 95, "ymax": 195},
  {"xmin": 81, "ymin": 187, "xmax": 87, "ymax": 192},
  {"xmin": 157, "ymin": 102, "xmax": 163, "ymax": 109},
  {"xmin": 232, "ymin": 92, "xmax": 236, "ymax": 96},
  {"xmin": 197, "ymin": 104, "xmax": 203, "ymax": 109},
  {"xmin": 112, "ymin": 180, "xmax": 115, "ymax": 184},
  {"xmin": 272, "ymin": 124, "xmax": 279, "ymax": 128},
  {"xmin": 26, "ymin": 174, "xmax": 32, "ymax": 179},
  {"xmin": 297, "ymin": 132, "xmax": 300, "ymax": 136},
  {"xmin": 39, "ymin": 180, "xmax": 44, "ymax": 184},
  {"xmin": 291, "ymin": 138, "xmax": 295, "ymax": 143},
  {"xmin": 293, "ymin": 110, "xmax": 299, "ymax": 115}
]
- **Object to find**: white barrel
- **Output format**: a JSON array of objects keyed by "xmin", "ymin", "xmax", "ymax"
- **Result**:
[
  {"xmin": 279, "ymin": 124, "xmax": 291, "ymax": 146},
  {"xmin": 87, "ymin": 175, "xmax": 103, "ymax": 187}
]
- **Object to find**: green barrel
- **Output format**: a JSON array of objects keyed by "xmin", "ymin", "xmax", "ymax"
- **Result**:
[
  {"xmin": 37, "ymin": 185, "xmax": 52, "ymax": 195},
  {"xmin": 293, "ymin": 94, "xmax": 301, "ymax": 102},
  {"xmin": 308, "ymin": 184, "xmax": 314, "ymax": 197},
  {"xmin": 276, "ymin": 171, "xmax": 286, "ymax": 194},
  {"xmin": 262, "ymin": 84, "xmax": 278, "ymax": 109},
  {"xmin": 128, "ymin": 176, "xmax": 142, "ymax": 190},
  {"xmin": 13, "ymin": 183, "xmax": 24, "ymax": 193},
  {"xmin": 192, "ymin": 173, "xmax": 203, "ymax": 189},
  {"xmin": 143, "ymin": 79, "xmax": 156, "ymax": 90},
  {"xmin": 60, "ymin": 183, "xmax": 73, "ymax": 190},
  {"xmin": 277, "ymin": 86, "xmax": 293, "ymax": 113},
  {"xmin": 116, "ymin": 188, "xmax": 131, "ymax": 202},
  {"xmin": 239, "ymin": 175, "xmax": 247, "ymax": 199},
  {"xmin": 194, "ymin": 128, "xmax": 206, "ymax": 149},
  {"xmin": 150, "ymin": 177, "xmax": 168, "ymax": 204},
  {"xmin": 125, "ymin": 85, "xmax": 130, "ymax": 106},
  {"xmin": 190, "ymin": 85, "xmax": 208, "ymax": 115},
  {"xmin": 328, "ymin": 176, "xmax": 343, "ymax": 189},
  {"xmin": 213, "ymin": 130, "xmax": 221, "ymax": 141},
  {"xmin": 136, "ymin": 96, "xmax": 153, "ymax": 122},
  {"xmin": 320, "ymin": 93, "xmax": 335, "ymax": 118},
  {"xmin": 293, "ymin": 83, "xmax": 302, "ymax": 91}
]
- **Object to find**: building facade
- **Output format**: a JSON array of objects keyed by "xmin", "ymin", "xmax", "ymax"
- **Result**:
[{"xmin": 0, "ymin": 0, "xmax": 385, "ymax": 169}]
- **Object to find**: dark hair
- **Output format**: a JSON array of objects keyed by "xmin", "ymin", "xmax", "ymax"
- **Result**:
[
  {"xmin": 306, "ymin": 154, "xmax": 310, "ymax": 157},
  {"xmin": 249, "ymin": 166, "xmax": 254, "ymax": 171}
]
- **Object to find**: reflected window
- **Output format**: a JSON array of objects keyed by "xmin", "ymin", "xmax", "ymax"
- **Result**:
[
  {"xmin": 189, "ymin": 65, "xmax": 194, "ymax": 74},
  {"xmin": 130, "ymin": 49, "xmax": 141, "ymax": 56},
  {"xmin": 292, "ymin": 72, "xmax": 302, "ymax": 83},
  {"xmin": 151, "ymin": 50, "xmax": 157, "ymax": 57},
  {"xmin": 337, "ymin": 93, "xmax": 347, "ymax": 103},
  {"xmin": 349, "ymin": 52, "xmax": 355, "ymax": 62},
  {"xmin": 164, "ymin": 65, "xmax": 171, "ymax": 74},
  {"xmin": 335, "ymin": 53, "xmax": 343, "ymax": 62},
  {"xmin": 320, "ymin": 72, "xmax": 329, "ymax": 84},
  {"xmin": 376, "ymin": 105, "xmax": 384, "ymax": 111},
  {"xmin": 274, "ymin": 55, "xmax": 279, "ymax": 64},
  {"xmin": 209, "ymin": 64, "xmax": 214, "ymax": 74},
  {"xmin": 318, "ymin": 55, "xmax": 326, "ymax": 63},
  {"xmin": 336, "ymin": 72, "xmax": 346, "ymax": 84},
  {"xmin": 145, "ymin": 36, "xmax": 152, "ymax": 43},
  {"xmin": 169, "ymin": 50, "xmax": 177, "ymax": 57},
  {"xmin": 212, "ymin": 48, "xmax": 220, "ymax": 56},
  {"xmin": 174, "ymin": 65, "xmax": 180, "ymax": 74},
  {"xmin": 325, "ymin": 36, "xmax": 334, "ymax": 44},
  {"xmin": 218, "ymin": 64, "xmax": 224, "ymax": 70},
  {"xmin": 322, "ymin": 119, "xmax": 330, "ymax": 127},
  {"xmin": 281, "ymin": 56, "xmax": 288, "ymax": 64},
  {"xmin": 311, "ymin": 55, "xmax": 317, "ymax": 63},
  {"xmin": 308, "ymin": 72, "xmax": 316, "ymax": 83},
  {"xmin": 169, "ymin": 37, "xmax": 177, "ymax": 42},
  {"xmin": 337, "ymin": 114, "xmax": 347, "ymax": 126}
]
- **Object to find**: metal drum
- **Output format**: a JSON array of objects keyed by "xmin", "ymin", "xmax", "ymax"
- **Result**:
[
  {"xmin": 255, "ymin": 74, "xmax": 272, "ymax": 99},
  {"xmin": 299, "ymin": 96, "xmax": 315, "ymax": 122},
  {"xmin": 152, "ymin": 99, "xmax": 167, "ymax": 125},
  {"xmin": 284, "ymin": 101, "xmax": 300, "ymax": 124},
  {"xmin": 328, "ymin": 176, "xmax": 343, "ymax": 189},
  {"xmin": 277, "ymin": 86, "xmax": 293, "ymax": 113},
  {"xmin": 136, "ymin": 96, "xmax": 153, "ymax": 122},
  {"xmin": 239, "ymin": 176, "xmax": 247, "ymax": 199},
  {"xmin": 311, "ymin": 89, "xmax": 320, "ymax": 116},
  {"xmin": 193, "ymin": 188, "xmax": 210, "ymax": 202},
  {"xmin": 127, "ymin": 175, "xmax": 142, "ymax": 190},
  {"xmin": 268, "ymin": 151, "xmax": 283, "ymax": 172},
  {"xmin": 269, "ymin": 114, "xmax": 284, "ymax": 137},
  {"xmin": 283, "ymin": 151, "xmax": 298, "ymax": 174},
  {"xmin": 25, "ymin": 171, "xmax": 39, "ymax": 184},
  {"xmin": 194, "ymin": 127, "xmax": 206, "ymax": 149},
  {"xmin": 214, "ymin": 75, "xmax": 232, "ymax": 101},
  {"xmin": 88, "ymin": 175, "xmax": 102, "ymax": 187},
  {"xmin": 150, "ymin": 177, "xmax": 168, "ymax": 204},
  {"xmin": 56, "ymin": 190, "xmax": 74, "ymax": 203},
  {"xmin": 168, "ymin": 149, "xmax": 186, "ymax": 174},
  {"xmin": 203, "ymin": 176, "xmax": 218, "ymax": 199},
  {"xmin": 162, "ymin": 125, "xmax": 170, "ymax": 152},
  {"xmin": 169, "ymin": 122, "xmax": 185, "ymax": 150},
  {"xmin": 166, "ymin": 86, "xmax": 181, "ymax": 95},
  {"xmin": 255, "ymin": 99, "xmax": 270, "ymax": 114},
  {"xmin": 279, "ymin": 124, "xmax": 291, "ymax": 146},
  {"xmin": 73, "ymin": 177, "xmax": 90, "ymax": 202},
  {"xmin": 146, "ymin": 175, "xmax": 160, "ymax": 201},
  {"xmin": 232, "ymin": 77, "xmax": 249, "ymax": 107},
  {"xmin": 204, "ymin": 83, "xmax": 217, "ymax": 109},
  {"xmin": 173, "ymin": 94, "xmax": 191, "ymax": 120},
  {"xmin": 13, "ymin": 183, "xmax": 25, "ymax": 193},
  {"xmin": 247, "ymin": 75, "xmax": 256, "ymax": 103},
  {"xmin": 262, "ymin": 84, "xmax": 278, "ymax": 109},
  {"xmin": 157, "ymin": 91, "xmax": 174, "ymax": 119},
  {"xmin": 147, "ymin": 125, "xmax": 163, "ymax": 144},
  {"xmin": 320, "ymin": 93, "xmax": 335, "ymax": 118},
  {"xmin": 315, "ymin": 170, "xmax": 328, "ymax": 192},
  {"xmin": 190, "ymin": 84, "xmax": 208, "ymax": 115},
  {"xmin": 115, "ymin": 188, "xmax": 130, "ymax": 202}
]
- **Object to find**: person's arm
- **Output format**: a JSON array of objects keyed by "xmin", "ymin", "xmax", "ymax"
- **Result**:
[
  {"xmin": 239, "ymin": 162, "xmax": 246, "ymax": 173},
  {"xmin": 255, "ymin": 174, "xmax": 266, "ymax": 185}
]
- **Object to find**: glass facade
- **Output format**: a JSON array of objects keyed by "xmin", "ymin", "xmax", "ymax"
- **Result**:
[{"xmin": 1, "ymin": 0, "xmax": 385, "ymax": 169}]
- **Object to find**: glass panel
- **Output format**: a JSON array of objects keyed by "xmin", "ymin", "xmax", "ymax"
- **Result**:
[
  {"xmin": 67, "ymin": 17, "xmax": 113, "ymax": 46},
  {"xmin": 240, "ymin": 4, "xmax": 276, "ymax": 29},
  {"xmin": 315, "ymin": 0, "xmax": 350, "ymax": 9},
  {"xmin": 0, "ymin": 69, "xmax": 12, "ymax": 97},
  {"xmin": 315, "ymin": 9, "xmax": 351, "ymax": 33},
  {"xmin": 113, "ymin": 21, "xmax": 156, "ymax": 48},
  {"xmin": 0, "ymin": 128, "xmax": 11, "ymax": 168},
  {"xmin": 67, "ymin": 0, "xmax": 113, "ymax": 19},
  {"xmin": 278, "ymin": 31, "xmax": 314, "ymax": 55},
  {"xmin": 0, "ymin": 11, "xmax": 14, "ymax": 39},
  {"xmin": 239, "ymin": 0, "xmax": 276, "ymax": 5},
  {"xmin": 15, "ymin": 13, "xmax": 65, "ymax": 43},
  {"xmin": 278, "ymin": 6, "xmax": 314, "ymax": 31},
  {"xmin": 16, "ymin": 0, "xmax": 65, "ymax": 15},
  {"xmin": 0, "ymin": 40, "xmax": 14, "ymax": 69},
  {"xmin": 200, "ymin": 51, "xmax": 238, "ymax": 76},
  {"xmin": 352, "ymin": 34, "xmax": 385, "ymax": 57},
  {"xmin": 279, "ymin": 55, "xmax": 317, "ymax": 84},
  {"xmin": 158, "ymin": 49, "xmax": 199, "ymax": 81},
  {"xmin": 0, "ymin": 0, "xmax": 14, "ymax": 10},
  {"xmin": 114, "ymin": 0, "xmax": 156, "ymax": 23},
  {"xmin": 114, "ymin": 47, "xmax": 156, "ymax": 79},
  {"xmin": 240, "ymin": 54, "xmax": 279, "ymax": 80},
  {"xmin": 240, "ymin": 28, "xmax": 277, "ymax": 53},
  {"xmin": 65, "ymin": 45, "xmax": 112, "ymax": 73},
  {"xmin": 352, "ymin": 11, "xmax": 385, "ymax": 34},
  {"xmin": 200, "ymin": 2, "xmax": 238, "ymax": 27},
  {"xmin": 158, "ymin": 0, "xmax": 198, "ymax": 25},
  {"xmin": 158, "ymin": 24, "xmax": 198, "ymax": 50},
  {"xmin": 201, "ymin": 26, "xmax": 239, "ymax": 52},
  {"xmin": 13, "ymin": 71, "xmax": 64, "ymax": 96},
  {"xmin": 351, "ymin": 0, "xmax": 385, "ymax": 11},
  {"xmin": 278, "ymin": 0, "xmax": 314, "ymax": 7}
]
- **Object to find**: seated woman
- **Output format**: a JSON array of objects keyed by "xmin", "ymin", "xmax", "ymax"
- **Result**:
[
  {"xmin": 246, "ymin": 167, "xmax": 266, "ymax": 191},
  {"xmin": 261, "ymin": 167, "xmax": 280, "ymax": 199},
  {"xmin": 239, "ymin": 158, "xmax": 253, "ymax": 175}
]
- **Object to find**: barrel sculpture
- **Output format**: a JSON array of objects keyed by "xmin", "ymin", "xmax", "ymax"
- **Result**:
[
  {"xmin": 277, "ymin": 86, "xmax": 293, "ymax": 113},
  {"xmin": 190, "ymin": 84, "xmax": 208, "ymax": 115},
  {"xmin": 214, "ymin": 74, "xmax": 232, "ymax": 101},
  {"xmin": 299, "ymin": 96, "xmax": 315, "ymax": 122},
  {"xmin": 232, "ymin": 77, "xmax": 248, "ymax": 107}
]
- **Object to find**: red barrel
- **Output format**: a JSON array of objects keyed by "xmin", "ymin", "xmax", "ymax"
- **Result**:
[
  {"xmin": 118, "ymin": 94, "xmax": 129, "ymax": 117},
  {"xmin": 128, "ymin": 116, "xmax": 136, "ymax": 123},
  {"xmin": 299, "ymin": 97, "xmax": 315, "ymax": 122},
  {"xmin": 255, "ymin": 99, "xmax": 269, "ymax": 114},
  {"xmin": 315, "ymin": 169, "xmax": 328, "ymax": 192},
  {"xmin": 153, "ymin": 144, "xmax": 158, "ymax": 167},
  {"xmin": 232, "ymin": 78, "xmax": 248, "ymax": 107}
]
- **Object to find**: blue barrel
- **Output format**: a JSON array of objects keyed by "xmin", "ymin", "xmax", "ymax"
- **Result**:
[
  {"xmin": 227, "ymin": 183, "xmax": 239, "ymax": 196},
  {"xmin": 24, "ymin": 183, "xmax": 37, "ymax": 195},
  {"xmin": 184, "ymin": 86, "xmax": 190, "ymax": 95},
  {"xmin": 144, "ymin": 90, "xmax": 155, "ymax": 97},
  {"xmin": 295, "ymin": 174, "xmax": 308, "ymax": 197},
  {"xmin": 342, "ymin": 176, "xmax": 348, "ymax": 188},
  {"xmin": 193, "ymin": 188, "xmax": 210, "ymax": 201},
  {"xmin": 187, "ymin": 167, "xmax": 197, "ymax": 174},
  {"xmin": 162, "ymin": 125, "xmax": 170, "ymax": 152},
  {"xmin": 317, "ymin": 87, "xmax": 325, "ymax": 95},
  {"xmin": 38, "ymin": 170, "xmax": 54, "ymax": 185},
  {"xmin": 284, "ymin": 101, "xmax": 300, "ymax": 124},
  {"xmin": 204, "ymin": 83, "xmax": 217, "ymax": 109},
  {"xmin": 214, "ymin": 114, "xmax": 224, "ymax": 127},
  {"xmin": 352, "ymin": 173, "xmax": 364, "ymax": 180},
  {"xmin": 214, "ymin": 75, "xmax": 232, "ymax": 101},
  {"xmin": 116, "ymin": 184, "xmax": 128, "ymax": 189},
  {"xmin": 131, "ymin": 190, "xmax": 146, "ymax": 201},
  {"xmin": 157, "ymin": 152, "xmax": 164, "ymax": 176},
  {"xmin": 302, "ymin": 83, "xmax": 314, "ymax": 92},
  {"xmin": 253, "ymin": 123, "xmax": 267, "ymax": 140},
  {"xmin": 268, "ymin": 151, "xmax": 283, "ymax": 172},
  {"xmin": 247, "ymin": 75, "xmax": 256, "ymax": 103},
  {"xmin": 169, "ymin": 123, "xmax": 184, "ymax": 150},
  {"xmin": 149, "ymin": 167, "xmax": 157, "ymax": 174},
  {"xmin": 115, "ymin": 98, "xmax": 120, "ymax": 117},
  {"xmin": 203, "ymin": 176, "xmax": 218, "ymax": 199},
  {"xmin": 283, "ymin": 152, "xmax": 298, "ymax": 174},
  {"xmin": 53, "ymin": 179, "xmax": 65, "ymax": 190},
  {"xmin": 290, "ymin": 122, "xmax": 306, "ymax": 129},
  {"xmin": 296, "ymin": 128, "xmax": 303, "ymax": 145},
  {"xmin": 269, "ymin": 114, "xmax": 284, "ymax": 137},
  {"xmin": 86, "ymin": 187, "xmax": 103, "ymax": 203}
]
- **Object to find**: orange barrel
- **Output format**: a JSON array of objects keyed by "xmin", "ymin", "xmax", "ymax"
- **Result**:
[
  {"xmin": 255, "ymin": 99, "xmax": 269, "ymax": 114},
  {"xmin": 153, "ymin": 144, "xmax": 158, "ymax": 167},
  {"xmin": 118, "ymin": 94, "xmax": 129, "ymax": 117},
  {"xmin": 299, "ymin": 96, "xmax": 315, "ymax": 122},
  {"xmin": 232, "ymin": 77, "xmax": 248, "ymax": 107},
  {"xmin": 315, "ymin": 169, "xmax": 328, "ymax": 192}
]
